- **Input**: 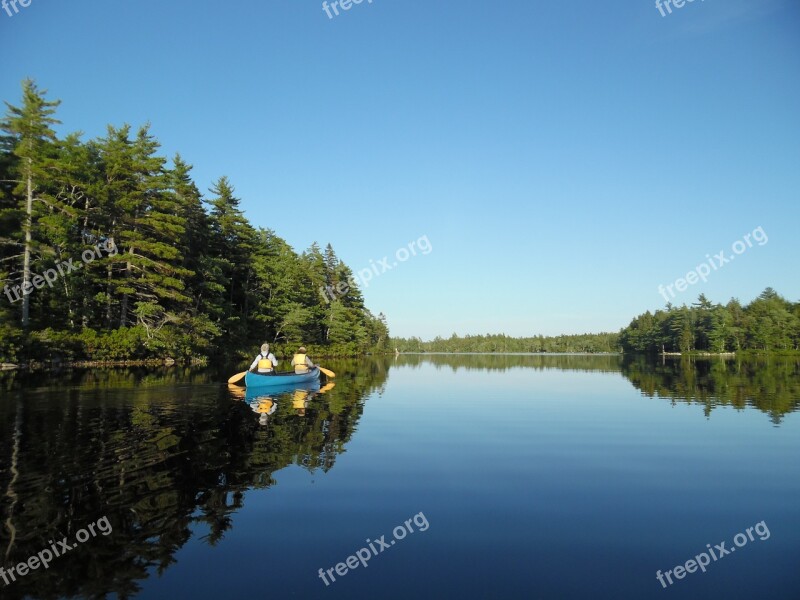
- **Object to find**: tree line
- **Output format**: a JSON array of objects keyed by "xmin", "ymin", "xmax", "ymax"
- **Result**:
[
  {"xmin": 0, "ymin": 80, "xmax": 389, "ymax": 363},
  {"xmin": 392, "ymin": 288, "xmax": 799, "ymax": 356},
  {"xmin": 391, "ymin": 332, "xmax": 620, "ymax": 354},
  {"xmin": 619, "ymin": 289, "xmax": 800, "ymax": 354}
]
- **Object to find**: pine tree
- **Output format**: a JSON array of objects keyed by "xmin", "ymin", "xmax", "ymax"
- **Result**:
[
  {"xmin": 1, "ymin": 79, "xmax": 61, "ymax": 328},
  {"xmin": 169, "ymin": 154, "xmax": 221, "ymax": 319},
  {"xmin": 97, "ymin": 124, "xmax": 192, "ymax": 328},
  {"xmin": 207, "ymin": 176, "xmax": 258, "ymax": 337},
  {"xmin": 35, "ymin": 132, "xmax": 103, "ymax": 328}
]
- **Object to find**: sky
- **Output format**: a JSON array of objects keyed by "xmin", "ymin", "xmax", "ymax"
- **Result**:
[{"xmin": 2, "ymin": 0, "xmax": 799, "ymax": 339}]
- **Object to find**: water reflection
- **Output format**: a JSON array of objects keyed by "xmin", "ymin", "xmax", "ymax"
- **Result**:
[
  {"xmin": 0, "ymin": 354, "xmax": 797, "ymax": 598},
  {"xmin": 394, "ymin": 352, "xmax": 622, "ymax": 373},
  {"xmin": 622, "ymin": 354, "xmax": 800, "ymax": 424},
  {"xmin": 394, "ymin": 353, "xmax": 799, "ymax": 422},
  {"xmin": 231, "ymin": 380, "xmax": 337, "ymax": 423},
  {"xmin": 0, "ymin": 362, "xmax": 388, "ymax": 599}
]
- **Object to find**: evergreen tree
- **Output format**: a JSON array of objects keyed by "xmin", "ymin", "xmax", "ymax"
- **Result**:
[
  {"xmin": 207, "ymin": 176, "xmax": 260, "ymax": 338},
  {"xmin": 1, "ymin": 79, "xmax": 61, "ymax": 328},
  {"xmin": 98, "ymin": 124, "xmax": 192, "ymax": 327},
  {"xmin": 619, "ymin": 290, "xmax": 800, "ymax": 354}
]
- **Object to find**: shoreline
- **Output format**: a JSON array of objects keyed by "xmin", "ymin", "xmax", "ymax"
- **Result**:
[
  {"xmin": 1, "ymin": 358, "xmax": 207, "ymax": 371},
  {"xmin": 660, "ymin": 352, "xmax": 737, "ymax": 357},
  {"xmin": 3, "ymin": 350, "xmax": 799, "ymax": 373}
]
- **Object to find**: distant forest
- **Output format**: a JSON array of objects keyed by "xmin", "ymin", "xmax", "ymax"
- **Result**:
[
  {"xmin": 619, "ymin": 289, "xmax": 799, "ymax": 354},
  {"xmin": 392, "ymin": 289, "xmax": 800, "ymax": 355},
  {"xmin": 391, "ymin": 332, "xmax": 620, "ymax": 354},
  {"xmin": 0, "ymin": 80, "xmax": 389, "ymax": 363}
]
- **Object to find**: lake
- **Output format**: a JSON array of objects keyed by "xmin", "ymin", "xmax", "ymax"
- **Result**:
[{"xmin": 1, "ymin": 354, "xmax": 798, "ymax": 599}]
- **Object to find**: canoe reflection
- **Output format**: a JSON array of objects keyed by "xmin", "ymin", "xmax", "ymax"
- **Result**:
[{"xmin": 236, "ymin": 381, "xmax": 336, "ymax": 423}]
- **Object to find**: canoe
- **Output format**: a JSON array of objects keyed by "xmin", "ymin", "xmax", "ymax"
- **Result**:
[{"xmin": 244, "ymin": 367, "xmax": 321, "ymax": 389}]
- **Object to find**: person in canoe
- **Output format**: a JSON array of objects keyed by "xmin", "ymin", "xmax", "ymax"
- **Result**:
[
  {"xmin": 291, "ymin": 346, "xmax": 315, "ymax": 374},
  {"xmin": 250, "ymin": 343, "xmax": 279, "ymax": 374}
]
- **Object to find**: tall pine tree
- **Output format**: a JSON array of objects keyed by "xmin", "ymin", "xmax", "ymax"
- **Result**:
[{"xmin": 1, "ymin": 79, "xmax": 61, "ymax": 328}]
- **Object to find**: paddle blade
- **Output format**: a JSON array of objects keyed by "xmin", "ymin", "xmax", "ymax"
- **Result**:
[
  {"xmin": 227, "ymin": 371, "xmax": 247, "ymax": 385},
  {"xmin": 317, "ymin": 366, "xmax": 336, "ymax": 378}
]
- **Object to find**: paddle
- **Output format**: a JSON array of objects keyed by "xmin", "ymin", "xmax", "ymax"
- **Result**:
[
  {"xmin": 317, "ymin": 366, "xmax": 336, "ymax": 378},
  {"xmin": 227, "ymin": 371, "xmax": 247, "ymax": 385}
]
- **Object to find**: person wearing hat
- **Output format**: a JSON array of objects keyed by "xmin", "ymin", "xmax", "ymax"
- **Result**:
[
  {"xmin": 250, "ymin": 343, "xmax": 279, "ymax": 374},
  {"xmin": 291, "ymin": 346, "xmax": 315, "ymax": 374}
]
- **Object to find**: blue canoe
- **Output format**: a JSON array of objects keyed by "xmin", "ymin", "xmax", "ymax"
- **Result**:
[
  {"xmin": 245, "ymin": 380, "xmax": 322, "ymax": 401},
  {"xmin": 244, "ymin": 367, "xmax": 321, "ymax": 389}
]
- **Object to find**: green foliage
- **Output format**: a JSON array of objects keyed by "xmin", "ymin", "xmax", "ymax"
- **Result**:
[
  {"xmin": 391, "ymin": 331, "xmax": 620, "ymax": 353},
  {"xmin": 0, "ymin": 81, "xmax": 389, "ymax": 363},
  {"xmin": 78, "ymin": 327, "xmax": 148, "ymax": 359},
  {"xmin": 0, "ymin": 321, "xmax": 23, "ymax": 362},
  {"xmin": 1, "ymin": 79, "xmax": 62, "ymax": 328},
  {"xmin": 619, "ymin": 289, "xmax": 800, "ymax": 354}
]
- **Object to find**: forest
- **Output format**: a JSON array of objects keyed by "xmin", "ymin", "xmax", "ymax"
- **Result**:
[
  {"xmin": 392, "ymin": 289, "xmax": 800, "ymax": 355},
  {"xmin": 0, "ymin": 80, "xmax": 390, "ymax": 363},
  {"xmin": 618, "ymin": 289, "xmax": 800, "ymax": 354},
  {"xmin": 391, "ymin": 332, "xmax": 620, "ymax": 354}
]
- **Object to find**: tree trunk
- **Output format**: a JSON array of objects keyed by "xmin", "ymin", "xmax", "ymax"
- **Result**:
[
  {"xmin": 105, "ymin": 260, "xmax": 113, "ymax": 327},
  {"xmin": 21, "ymin": 168, "xmax": 33, "ymax": 328},
  {"xmin": 81, "ymin": 196, "xmax": 91, "ymax": 327},
  {"xmin": 119, "ymin": 245, "xmax": 133, "ymax": 327},
  {"xmin": 105, "ymin": 230, "xmax": 115, "ymax": 328},
  {"xmin": 61, "ymin": 274, "xmax": 75, "ymax": 328}
]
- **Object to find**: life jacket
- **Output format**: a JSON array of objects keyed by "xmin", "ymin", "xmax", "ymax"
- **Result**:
[
  {"xmin": 293, "ymin": 353, "xmax": 309, "ymax": 373},
  {"xmin": 257, "ymin": 354, "xmax": 273, "ymax": 373}
]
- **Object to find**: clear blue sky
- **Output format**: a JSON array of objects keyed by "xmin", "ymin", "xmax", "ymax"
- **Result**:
[{"xmin": 2, "ymin": 0, "xmax": 798, "ymax": 339}]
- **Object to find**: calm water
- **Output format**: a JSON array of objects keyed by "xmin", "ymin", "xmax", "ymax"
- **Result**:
[{"xmin": 1, "ymin": 355, "xmax": 799, "ymax": 599}]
